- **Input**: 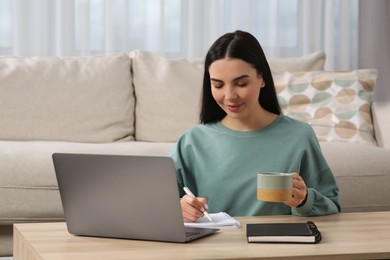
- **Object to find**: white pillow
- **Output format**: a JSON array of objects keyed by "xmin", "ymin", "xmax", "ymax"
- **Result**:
[{"xmin": 0, "ymin": 53, "xmax": 134, "ymax": 142}]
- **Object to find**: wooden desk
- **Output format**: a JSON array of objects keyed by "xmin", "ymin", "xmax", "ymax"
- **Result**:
[{"xmin": 14, "ymin": 211, "xmax": 390, "ymax": 260}]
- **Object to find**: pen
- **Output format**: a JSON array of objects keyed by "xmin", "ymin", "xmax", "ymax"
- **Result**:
[{"xmin": 183, "ymin": 187, "xmax": 213, "ymax": 222}]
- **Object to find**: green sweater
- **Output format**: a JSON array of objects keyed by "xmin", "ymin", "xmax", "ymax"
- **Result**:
[{"xmin": 169, "ymin": 115, "xmax": 340, "ymax": 216}]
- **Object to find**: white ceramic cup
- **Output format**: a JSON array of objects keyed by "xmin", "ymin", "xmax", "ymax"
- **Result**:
[{"xmin": 257, "ymin": 172, "xmax": 293, "ymax": 202}]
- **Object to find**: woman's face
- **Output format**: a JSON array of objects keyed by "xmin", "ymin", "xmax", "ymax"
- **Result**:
[{"xmin": 209, "ymin": 58, "xmax": 264, "ymax": 122}]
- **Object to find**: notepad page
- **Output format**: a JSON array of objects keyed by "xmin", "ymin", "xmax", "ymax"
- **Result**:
[{"xmin": 184, "ymin": 212, "xmax": 241, "ymax": 230}]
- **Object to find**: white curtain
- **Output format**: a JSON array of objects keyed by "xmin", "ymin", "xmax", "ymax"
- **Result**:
[{"xmin": 0, "ymin": 0, "xmax": 358, "ymax": 70}]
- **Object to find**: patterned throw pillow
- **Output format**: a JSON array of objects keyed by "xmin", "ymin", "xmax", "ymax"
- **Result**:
[{"xmin": 274, "ymin": 69, "xmax": 378, "ymax": 145}]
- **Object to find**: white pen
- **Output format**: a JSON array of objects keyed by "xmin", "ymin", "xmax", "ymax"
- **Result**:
[{"xmin": 183, "ymin": 187, "xmax": 213, "ymax": 222}]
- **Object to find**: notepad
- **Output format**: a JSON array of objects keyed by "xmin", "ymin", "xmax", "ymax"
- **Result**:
[
  {"xmin": 184, "ymin": 212, "xmax": 241, "ymax": 230},
  {"xmin": 246, "ymin": 221, "xmax": 322, "ymax": 243}
]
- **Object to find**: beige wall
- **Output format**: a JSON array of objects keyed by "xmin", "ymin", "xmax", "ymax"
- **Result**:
[{"xmin": 359, "ymin": 0, "xmax": 390, "ymax": 102}]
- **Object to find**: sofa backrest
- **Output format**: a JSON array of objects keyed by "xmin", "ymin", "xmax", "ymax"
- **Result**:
[{"xmin": 4, "ymin": 50, "xmax": 378, "ymax": 147}]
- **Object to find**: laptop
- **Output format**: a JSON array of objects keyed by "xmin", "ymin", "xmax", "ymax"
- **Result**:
[{"xmin": 52, "ymin": 153, "xmax": 218, "ymax": 242}]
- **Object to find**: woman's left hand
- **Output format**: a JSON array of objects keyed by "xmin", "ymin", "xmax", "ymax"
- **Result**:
[{"xmin": 284, "ymin": 172, "xmax": 308, "ymax": 208}]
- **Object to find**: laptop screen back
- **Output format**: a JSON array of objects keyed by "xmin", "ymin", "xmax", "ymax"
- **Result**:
[{"xmin": 53, "ymin": 153, "xmax": 191, "ymax": 242}]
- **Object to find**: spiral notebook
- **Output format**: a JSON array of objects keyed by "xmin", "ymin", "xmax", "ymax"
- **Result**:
[{"xmin": 246, "ymin": 221, "xmax": 321, "ymax": 243}]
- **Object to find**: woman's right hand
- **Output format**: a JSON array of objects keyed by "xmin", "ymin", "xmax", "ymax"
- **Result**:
[{"xmin": 180, "ymin": 195, "xmax": 209, "ymax": 222}]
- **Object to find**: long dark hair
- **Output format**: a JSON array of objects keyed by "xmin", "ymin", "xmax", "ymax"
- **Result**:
[{"xmin": 200, "ymin": 30, "xmax": 281, "ymax": 124}]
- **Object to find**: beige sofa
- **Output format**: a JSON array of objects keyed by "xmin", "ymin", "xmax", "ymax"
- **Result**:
[{"xmin": 1, "ymin": 51, "xmax": 389, "ymax": 256}]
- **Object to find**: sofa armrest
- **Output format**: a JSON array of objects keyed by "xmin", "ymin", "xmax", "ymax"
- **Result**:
[{"xmin": 372, "ymin": 101, "xmax": 390, "ymax": 149}]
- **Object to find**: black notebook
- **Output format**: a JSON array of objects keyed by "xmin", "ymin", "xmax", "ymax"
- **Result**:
[{"xmin": 246, "ymin": 221, "xmax": 321, "ymax": 244}]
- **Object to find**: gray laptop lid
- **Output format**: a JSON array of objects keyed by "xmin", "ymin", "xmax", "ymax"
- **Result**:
[{"xmin": 52, "ymin": 153, "xmax": 217, "ymax": 242}]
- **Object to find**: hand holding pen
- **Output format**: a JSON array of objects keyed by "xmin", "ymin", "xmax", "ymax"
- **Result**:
[{"xmin": 181, "ymin": 187, "xmax": 213, "ymax": 222}]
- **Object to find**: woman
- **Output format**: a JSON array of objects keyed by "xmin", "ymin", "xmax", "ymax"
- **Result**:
[{"xmin": 170, "ymin": 30, "xmax": 340, "ymax": 222}]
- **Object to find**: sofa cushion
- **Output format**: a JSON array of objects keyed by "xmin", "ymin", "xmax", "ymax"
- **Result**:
[
  {"xmin": 131, "ymin": 50, "xmax": 326, "ymax": 142},
  {"xmin": 0, "ymin": 141, "xmax": 175, "ymax": 224},
  {"xmin": 268, "ymin": 51, "xmax": 325, "ymax": 74},
  {"xmin": 275, "ymin": 69, "xmax": 378, "ymax": 145},
  {"xmin": 131, "ymin": 50, "xmax": 203, "ymax": 142},
  {"xmin": 320, "ymin": 141, "xmax": 390, "ymax": 212},
  {"xmin": 0, "ymin": 53, "xmax": 134, "ymax": 143}
]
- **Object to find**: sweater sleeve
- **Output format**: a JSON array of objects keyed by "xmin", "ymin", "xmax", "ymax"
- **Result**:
[
  {"xmin": 169, "ymin": 133, "xmax": 200, "ymax": 198},
  {"xmin": 169, "ymin": 142, "xmax": 186, "ymax": 197},
  {"xmin": 292, "ymin": 168, "xmax": 341, "ymax": 216},
  {"xmin": 292, "ymin": 131, "xmax": 341, "ymax": 216}
]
